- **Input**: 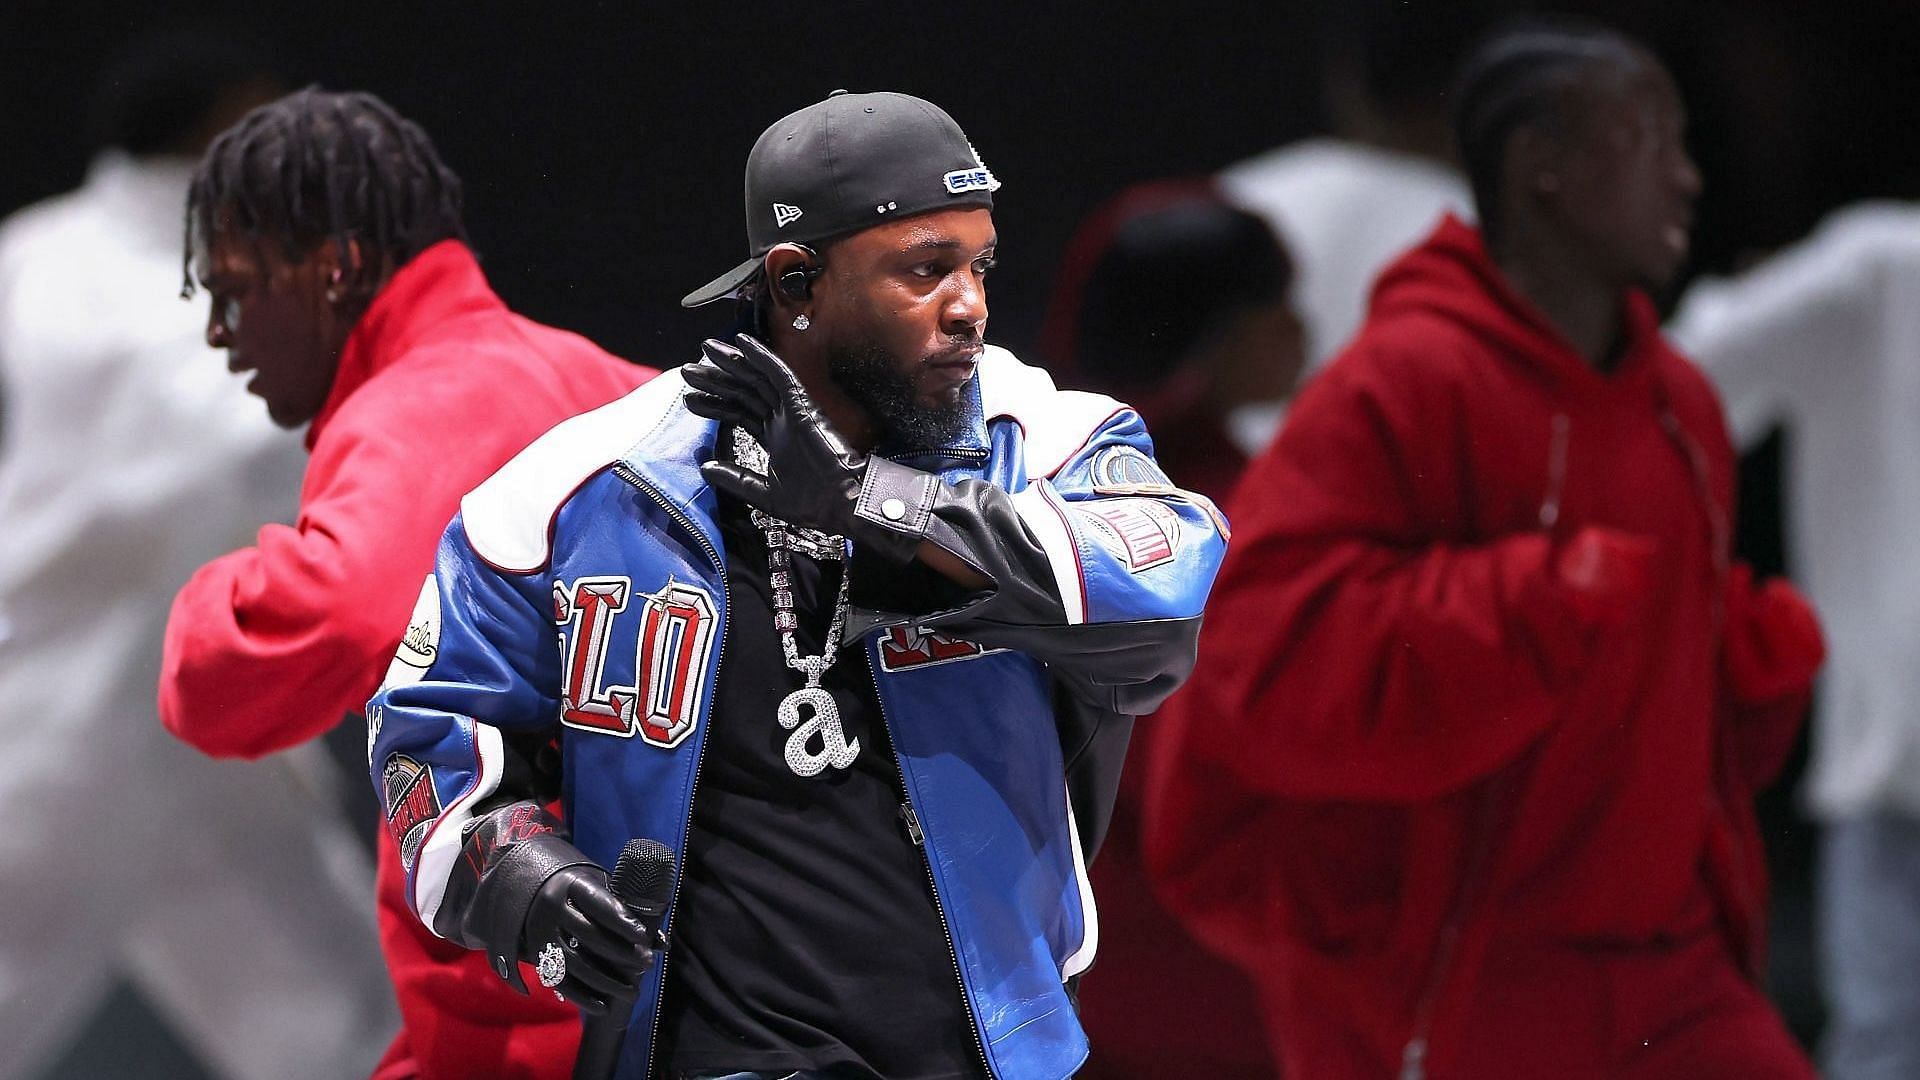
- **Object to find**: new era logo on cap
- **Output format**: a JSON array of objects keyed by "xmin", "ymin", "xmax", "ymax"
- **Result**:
[{"xmin": 772, "ymin": 203, "xmax": 803, "ymax": 228}]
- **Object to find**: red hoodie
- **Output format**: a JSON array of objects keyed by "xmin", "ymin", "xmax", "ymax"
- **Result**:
[
  {"xmin": 160, "ymin": 240, "xmax": 653, "ymax": 1079},
  {"xmin": 1144, "ymin": 217, "xmax": 1821, "ymax": 1078}
]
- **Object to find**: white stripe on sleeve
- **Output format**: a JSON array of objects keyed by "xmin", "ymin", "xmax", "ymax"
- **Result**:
[
  {"xmin": 1010, "ymin": 480, "xmax": 1087, "ymax": 625},
  {"xmin": 414, "ymin": 723, "xmax": 506, "ymax": 932},
  {"xmin": 1061, "ymin": 783, "xmax": 1100, "ymax": 979}
]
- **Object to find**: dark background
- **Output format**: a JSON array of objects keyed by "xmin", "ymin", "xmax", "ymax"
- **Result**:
[
  {"xmin": 9, "ymin": 1, "xmax": 1918, "ymax": 365},
  {"xmin": 5, "ymin": 0, "xmax": 1915, "ymax": 1074}
]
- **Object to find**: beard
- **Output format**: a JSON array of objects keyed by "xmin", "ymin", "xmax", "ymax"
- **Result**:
[{"xmin": 827, "ymin": 340, "xmax": 974, "ymax": 451}]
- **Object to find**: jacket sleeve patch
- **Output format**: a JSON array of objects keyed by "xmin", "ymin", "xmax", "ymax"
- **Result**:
[
  {"xmin": 876, "ymin": 624, "xmax": 1004, "ymax": 671},
  {"xmin": 380, "ymin": 574, "xmax": 442, "ymax": 692},
  {"xmin": 1088, "ymin": 444, "xmax": 1180, "ymax": 497},
  {"xmin": 1073, "ymin": 499, "xmax": 1182, "ymax": 573},
  {"xmin": 381, "ymin": 752, "xmax": 443, "ymax": 872}
]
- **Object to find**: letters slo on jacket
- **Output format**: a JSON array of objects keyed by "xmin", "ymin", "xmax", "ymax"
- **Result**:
[
  {"xmin": 555, "ymin": 568, "xmax": 1003, "ymax": 749},
  {"xmin": 553, "ymin": 574, "xmax": 716, "ymax": 748}
]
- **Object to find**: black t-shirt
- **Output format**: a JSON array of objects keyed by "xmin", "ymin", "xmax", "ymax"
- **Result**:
[{"xmin": 656, "ymin": 489, "xmax": 983, "ymax": 1079}]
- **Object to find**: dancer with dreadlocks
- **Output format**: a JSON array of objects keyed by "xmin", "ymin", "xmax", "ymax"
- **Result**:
[
  {"xmin": 159, "ymin": 87, "xmax": 652, "ymax": 1078},
  {"xmin": 1147, "ymin": 19, "xmax": 1824, "ymax": 1079}
]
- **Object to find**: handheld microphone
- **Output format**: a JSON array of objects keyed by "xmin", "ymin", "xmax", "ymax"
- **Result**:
[{"xmin": 572, "ymin": 838, "xmax": 675, "ymax": 1080}]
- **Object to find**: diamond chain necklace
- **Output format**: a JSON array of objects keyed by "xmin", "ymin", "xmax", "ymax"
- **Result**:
[{"xmin": 730, "ymin": 427, "xmax": 861, "ymax": 777}]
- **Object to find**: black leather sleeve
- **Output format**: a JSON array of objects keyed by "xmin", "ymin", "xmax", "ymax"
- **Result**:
[
  {"xmin": 1056, "ymin": 684, "xmax": 1136, "ymax": 863},
  {"xmin": 848, "ymin": 458, "xmax": 1204, "ymax": 716}
]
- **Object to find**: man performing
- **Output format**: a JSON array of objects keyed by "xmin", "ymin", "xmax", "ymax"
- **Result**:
[
  {"xmin": 161, "ymin": 89, "xmax": 652, "ymax": 1077},
  {"xmin": 1147, "ymin": 21, "xmax": 1824, "ymax": 1080},
  {"xmin": 1040, "ymin": 181, "xmax": 1300, "ymax": 1078},
  {"xmin": 367, "ymin": 90, "xmax": 1226, "ymax": 1079}
]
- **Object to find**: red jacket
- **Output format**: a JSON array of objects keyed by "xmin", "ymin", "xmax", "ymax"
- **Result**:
[
  {"xmin": 160, "ymin": 240, "xmax": 653, "ymax": 1079},
  {"xmin": 1075, "ymin": 378, "xmax": 1273, "ymax": 1079},
  {"xmin": 1144, "ymin": 218, "xmax": 1821, "ymax": 1079},
  {"xmin": 1077, "ymin": 727, "xmax": 1280, "ymax": 1078}
]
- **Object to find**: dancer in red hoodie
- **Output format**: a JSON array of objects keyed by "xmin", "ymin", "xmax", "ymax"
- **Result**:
[
  {"xmin": 1146, "ymin": 21, "xmax": 1825, "ymax": 1080},
  {"xmin": 1044, "ymin": 182, "xmax": 1303, "ymax": 1079},
  {"xmin": 160, "ymin": 90, "xmax": 652, "ymax": 1078}
]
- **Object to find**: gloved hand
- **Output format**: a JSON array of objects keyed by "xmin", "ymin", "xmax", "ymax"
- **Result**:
[
  {"xmin": 519, "ymin": 864, "xmax": 657, "ymax": 1015},
  {"xmin": 1552, "ymin": 526, "xmax": 1657, "ymax": 627},
  {"xmin": 683, "ymin": 333, "xmax": 928, "ymax": 562},
  {"xmin": 1723, "ymin": 563, "xmax": 1826, "ymax": 703}
]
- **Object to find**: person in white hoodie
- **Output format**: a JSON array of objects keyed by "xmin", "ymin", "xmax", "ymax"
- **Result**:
[
  {"xmin": 0, "ymin": 34, "xmax": 394, "ymax": 1079},
  {"xmin": 1215, "ymin": 2, "xmax": 1503, "ymax": 451},
  {"xmin": 1669, "ymin": 202, "xmax": 1920, "ymax": 1080}
]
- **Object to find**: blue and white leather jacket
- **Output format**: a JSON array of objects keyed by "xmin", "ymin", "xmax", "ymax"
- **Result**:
[{"xmin": 367, "ymin": 346, "xmax": 1228, "ymax": 1079}]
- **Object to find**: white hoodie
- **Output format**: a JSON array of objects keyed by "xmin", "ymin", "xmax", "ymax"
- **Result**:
[
  {"xmin": 0, "ymin": 151, "xmax": 394, "ymax": 1079},
  {"xmin": 1217, "ymin": 137, "xmax": 1472, "ymax": 453},
  {"xmin": 1670, "ymin": 201, "xmax": 1920, "ymax": 821}
]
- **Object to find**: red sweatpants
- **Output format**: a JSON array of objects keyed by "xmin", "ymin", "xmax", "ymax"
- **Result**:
[{"xmin": 1441, "ymin": 930, "xmax": 1815, "ymax": 1080}]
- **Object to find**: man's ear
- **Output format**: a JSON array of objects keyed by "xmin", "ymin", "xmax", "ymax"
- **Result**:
[
  {"xmin": 312, "ymin": 235, "xmax": 374, "ymax": 303},
  {"xmin": 1508, "ymin": 126, "xmax": 1567, "ymax": 204},
  {"xmin": 762, "ymin": 243, "xmax": 822, "ymax": 314}
]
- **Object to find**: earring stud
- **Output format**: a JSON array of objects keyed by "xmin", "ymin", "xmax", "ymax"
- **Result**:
[{"xmin": 792, "ymin": 313, "xmax": 811, "ymax": 331}]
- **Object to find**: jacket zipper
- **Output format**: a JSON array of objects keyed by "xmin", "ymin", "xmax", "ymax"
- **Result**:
[
  {"xmin": 1402, "ymin": 420, "xmax": 1570, "ymax": 1079},
  {"xmin": 613, "ymin": 462, "xmax": 727, "ymax": 1080},
  {"xmin": 867, "ymin": 658, "xmax": 995, "ymax": 1078},
  {"xmin": 1399, "ymin": 774, "xmax": 1510, "ymax": 1080},
  {"xmin": 1651, "ymin": 400, "xmax": 1765, "ymax": 974},
  {"xmin": 1706, "ymin": 778, "xmax": 1769, "ymax": 982},
  {"xmin": 909, "ymin": 445, "xmax": 991, "ymax": 461},
  {"xmin": 893, "ymin": 446, "xmax": 991, "ymax": 467},
  {"xmin": 1655, "ymin": 407, "xmax": 1732, "ymax": 593},
  {"xmin": 1404, "ymin": 413, "xmax": 1571, "ymax": 1079},
  {"xmin": 1538, "ymin": 413, "xmax": 1570, "ymax": 530}
]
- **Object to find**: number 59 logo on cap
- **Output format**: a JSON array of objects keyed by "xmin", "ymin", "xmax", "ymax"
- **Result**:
[{"xmin": 944, "ymin": 168, "xmax": 995, "ymax": 194}]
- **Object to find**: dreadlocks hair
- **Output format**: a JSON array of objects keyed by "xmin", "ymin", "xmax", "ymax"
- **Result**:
[
  {"xmin": 182, "ymin": 87, "xmax": 466, "ymax": 299},
  {"xmin": 1452, "ymin": 18, "xmax": 1647, "ymax": 244}
]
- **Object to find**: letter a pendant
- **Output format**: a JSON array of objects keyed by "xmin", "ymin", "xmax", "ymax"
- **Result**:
[{"xmin": 778, "ymin": 686, "xmax": 861, "ymax": 777}]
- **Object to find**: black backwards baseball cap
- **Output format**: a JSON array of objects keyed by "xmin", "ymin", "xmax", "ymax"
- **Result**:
[{"xmin": 681, "ymin": 90, "xmax": 1000, "ymax": 308}]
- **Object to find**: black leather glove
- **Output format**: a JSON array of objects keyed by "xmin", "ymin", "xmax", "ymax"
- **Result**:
[
  {"xmin": 519, "ymin": 864, "xmax": 657, "ymax": 1015},
  {"xmin": 682, "ymin": 333, "xmax": 934, "ymax": 564},
  {"xmin": 443, "ymin": 802, "xmax": 659, "ymax": 1008}
]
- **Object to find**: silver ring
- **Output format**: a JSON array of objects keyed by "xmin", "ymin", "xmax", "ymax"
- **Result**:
[
  {"xmin": 536, "ymin": 941, "xmax": 566, "ymax": 988},
  {"xmin": 566, "ymin": 935, "xmax": 580, "ymax": 951}
]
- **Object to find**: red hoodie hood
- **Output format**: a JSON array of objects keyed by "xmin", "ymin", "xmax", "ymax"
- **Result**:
[
  {"xmin": 1370, "ymin": 214, "xmax": 1670, "ymax": 398},
  {"xmin": 306, "ymin": 239, "xmax": 503, "ymax": 448}
]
